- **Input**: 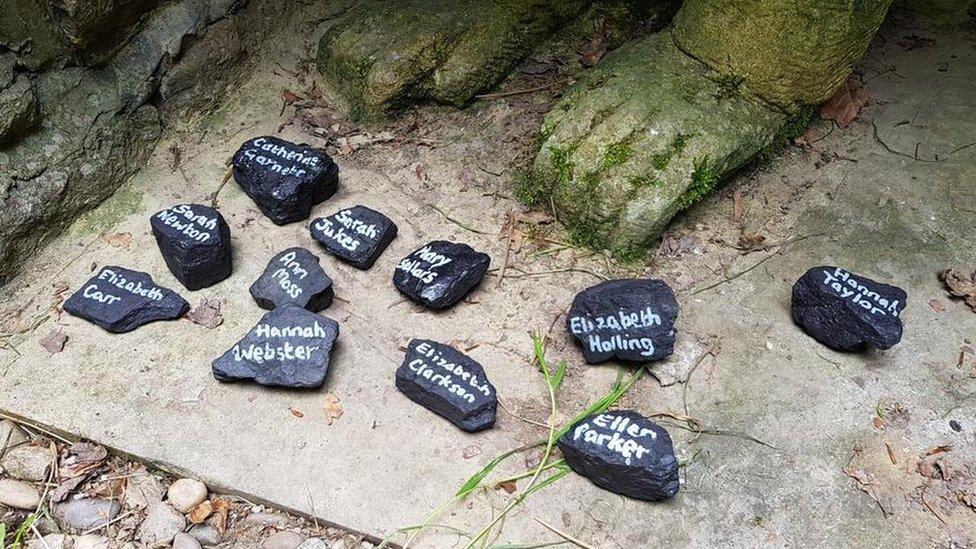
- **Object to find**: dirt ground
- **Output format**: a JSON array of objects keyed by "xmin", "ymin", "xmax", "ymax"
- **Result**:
[{"xmin": 1, "ymin": 5, "xmax": 974, "ymax": 548}]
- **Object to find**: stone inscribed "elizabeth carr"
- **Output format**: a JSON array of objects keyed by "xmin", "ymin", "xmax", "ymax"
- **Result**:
[{"xmin": 63, "ymin": 266, "xmax": 189, "ymax": 334}]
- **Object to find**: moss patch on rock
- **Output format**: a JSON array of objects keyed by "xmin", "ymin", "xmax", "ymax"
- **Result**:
[{"xmin": 525, "ymin": 31, "xmax": 789, "ymax": 257}]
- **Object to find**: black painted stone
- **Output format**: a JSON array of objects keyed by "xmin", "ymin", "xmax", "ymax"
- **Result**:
[
  {"xmin": 249, "ymin": 247, "xmax": 334, "ymax": 312},
  {"xmin": 393, "ymin": 241, "xmax": 490, "ymax": 310},
  {"xmin": 63, "ymin": 266, "xmax": 189, "ymax": 334},
  {"xmin": 566, "ymin": 279, "xmax": 678, "ymax": 364},
  {"xmin": 791, "ymin": 266, "xmax": 907, "ymax": 352},
  {"xmin": 558, "ymin": 410, "xmax": 679, "ymax": 501},
  {"xmin": 395, "ymin": 339, "xmax": 497, "ymax": 432},
  {"xmin": 211, "ymin": 304, "xmax": 339, "ymax": 388},
  {"xmin": 150, "ymin": 204, "xmax": 232, "ymax": 290},
  {"xmin": 232, "ymin": 136, "xmax": 339, "ymax": 225},
  {"xmin": 310, "ymin": 205, "xmax": 398, "ymax": 270}
]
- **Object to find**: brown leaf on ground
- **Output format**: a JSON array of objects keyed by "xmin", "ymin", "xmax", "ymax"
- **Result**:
[
  {"xmin": 102, "ymin": 232, "xmax": 132, "ymax": 248},
  {"xmin": 59, "ymin": 442, "xmax": 108, "ymax": 479},
  {"xmin": 843, "ymin": 465, "xmax": 891, "ymax": 517},
  {"xmin": 579, "ymin": 20, "xmax": 608, "ymax": 68},
  {"xmin": 210, "ymin": 498, "xmax": 231, "ymax": 533},
  {"xmin": 793, "ymin": 126, "xmax": 819, "ymax": 148},
  {"xmin": 187, "ymin": 299, "xmax": 223, "ymax": 329},
  {"xmin": 495, "ymin": 480, "xmax": 517, "ymax": 494},
  {"xmin": 288, "ymin": 407, "xmax": 304, "ymax": 418},
  {"xmin": 821, "ymin": 77, "xmax": 871, "ymax": 128},
  {"xmin": 737, "ymin": 233, "xmax": 766, "ymax": 250},
  {"xmin": 520, "ymin": 210, "xmax": 555, "ymax": 225},
  {"xmin": 282, "ymin": 89, "xmax": 300, "ymax": 105},
  {"xmin": 189, "ymin": 500, "xmax": 214, "ymax": 524},
  {"xmin": 939, "ymin": 268, "xmax": 976, "ymax": 312},
  {"xmin": 732, "ymin": 190, "xmax": 743, "ymax": 221},
  {"xmin": 323, "ymin": 393, "xmax": 343, "ymax": 426},
  {"xmin": 40, "ymin": 330, "xmax": 68, "ymax": 354},
  {"xmin": 929, "ymin": 299, "xmax": 946, "ymax": 313}
]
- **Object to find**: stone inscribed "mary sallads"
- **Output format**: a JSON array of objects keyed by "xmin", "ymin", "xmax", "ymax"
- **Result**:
[
  {"xmin": 393, "ymin": 241, "xmax": 490, "ymax": 310},
  {"xmin": 63, "ymin": 266, "xmax": 189, "ymax": 333},
  {"xmin": 567, "ymin": 279, "xmax": 678, "ymax": 364},
  {"xmin": 150, "ymin": 204, "xmax": 232, "ymax": 290},
  {"xmin": 232, "ymin": 136, "xmax": 339, "ymax": 225},
  {"xmin": 311, "ymin": 205, "xmax": 398, "ymax": 270},
  {"xmin": 791, "ymin": 266, "xmax": 907, "ymax": 352},
  {"xmin": 211, "ymin": 304, "xmax": 339, "ymax": 388},
  {"xmin": 558, "ymin": 410, "xmax": 679, "ymax": 501},
  {"xmin": 395, "ymin": 339, "xmax": 497, "ymax": 432},
  {"xmin": 249, "ymin": 247, "xmax": 334, "ymax": 312}
]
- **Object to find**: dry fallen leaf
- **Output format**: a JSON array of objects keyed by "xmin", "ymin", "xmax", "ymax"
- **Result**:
[
  {"xmin": 732, "ymin": 190, "xmax": 743, "ymax": 221},
  {"xmin": 186, "ymin": 299, "xmax": 223, "ymax": 329},
  {"xmin": 210, "ymin": 498, "xmax": 231, "ymax": 533},
  {"xmin": 282, "ymin": 89, "xmax": 300, "ymax": 105},
  {"xmin": 189, "ymin": 500, "xmax": 214, "ymax": 524},
  {"xmin": 737, "ymin": 233, "xmax": 766, "ymax": 250},
  {"xmin": 929, "ymin": 299, "xmax": 946, "ymax": 313},
  {"xmin": 40, "ymin": 330, "xmax": 68, "ymax": 354},
  {"xmin": 288, "ymin": 407, "xmax": 304, "ymax": 418},
  {"xmin": 495, "ymin": 480, "xmax": 517, "ymax": 494},
  {"xmin": 938, "ymin": 268, "xmax": 976, "ymax": 312},
  {"xmin": 323, "ymin": 393, "xmax": 343, "ymax": 426},
  {"xmin": 821, "ymin": 77, "xmax": 871, "ymax": 129},
  {"xmin": 102, "ymin": 232, "xmax": 132, "ymax": 248}
]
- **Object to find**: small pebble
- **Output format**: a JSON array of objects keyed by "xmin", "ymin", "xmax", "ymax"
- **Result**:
[
  {"xmin": 167, "ymin": 478, "xmax": 208, "ymax": 513},
  {"xmin": 57, "ymin": 498, "xmax": 121, "ymax": 531},
  {"xmin": 263, "ymin": 531, "xmax": 307, "ymax": 549},
  {"xmin": 137, "ymin": 502, "xmax": 187, "ymax": 546},
  {"xmin": 950, "ymin": 419, "xmax": 962, "ymax": 432},
  {"xmin": 244, "ymin": 512, "xmax": 290, "ymax": 527},
  {"xmin": 27, "ymin": 534, "xmax": 70, "ymax": 549},
  {"xmin": 0, "ymin": 478, "xmax": 41, "ymax": 509},
  {"xmin": 298, "ymin": 539, "xmax": 328, "ymax": 549},
  {"xmin": 174, "ymin": 532, "xmax": 204, "ymax": 549},
  {"xmin": 0, "ymin": 443, "xmax": 51, "ymax": 481},
  {"xmin": 74, "ymin": 535, "xmax": 112, "ymax": 549},
  {"xmin": 188, "ymin": 523, "xmax": 222, "ymax": 545}
]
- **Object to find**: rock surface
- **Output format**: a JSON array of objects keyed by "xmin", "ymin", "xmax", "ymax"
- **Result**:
[
  {"xmin": 558, "ymin": 410, "xmax": 679, "ymax": 501},
  {"xmin": 791, "ymin": 266, "xmax": 907, "ymax": 351},
  {"xmin": 0, "ymin": 75, "xmax": 39, "ymax": 146},
  {"xmin": 74, "ymin": 535, "xmax": 113, "ymax": 549},
  {"xmin": 393, "ymin": 241, "xmax": 490, "ymax": 309},
  {"xmin": 249, "ymin": 248, "xmax": 334, "ymax": 312},
  {"xmin": 212, "ymin": 304, "xmax": 340, "ymax": 388},
  {"xmin": 137, "ymin": 502, "xmax": 187, "ymax": 547},
  {"xmin": 188, "ymin": 524, "xmax": 221, "ymax": 545},
  {"xmin": 57, "ymin": 498, "xmax": 122, "ymax": 531},
  {"xmin": 0, "ymin": 477, "xmax": 40, "ymax": 509},
  {"xmin": 263, "ymin": 531, "xmax": 306, "ymax": 549},
  {"xmin": 523, "ymin": 31, "xmax": 789, "ymax": 255},
  {"xmin": 173, "ymin": 532, "xmax": 204, "ymax": 549},
  {"xmin": 232, "ymin": 136, "xmax": 339, "ymax": 225},
  {"xmin": 311, "ymin": 205, "xmax": 398, "ymax": 270},
  {"xmin": 0, "ymin": 443, "xmax": 51, "ymax": 481},
  {"xmin": 0, "ymin": 419, "xmax": 29, "ymax": 453},
  {"xmin": 63, "ymin": 266, "xmax": 189, "ymax": 333},
  {"xmin": 151, "ymin": 204, "xmax": 233, "ymax": 290},
  {"xmin": 167, "ymin": 478, "xmax": 208, "ymax": 513},
  {"xmin": 395, "ymin": 339, "xmax": 497, "ymax": 432},
  {"xmin": 567, "ymin": 279, "xmax": 679, "ymax": 364}
]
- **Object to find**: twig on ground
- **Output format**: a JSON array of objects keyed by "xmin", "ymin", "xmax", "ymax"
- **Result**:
[
  {"xmin": 871, "ymin": 122, "xmax": 945, "ymax": 163},
  {"xmin": 429, "ymin": 204, "xmax": 489, "ymax": 235},
  {"xmin": 210, "ymin": 167, "xmax": 234, "ymax": 208},
  {"xmin": 690, "ymin": 234, "xmax": 823, "ymax": 295},
  {"xmin": 496, "ymin": 210, "xmax": 517, "ymax": 288},
  {"xmin": 498, "ymin": 400, "xmax": 550, "ymax": 429},
  {"xmin": 474, "ymin": 80, "xmax": 572, "ymax": 100},
  {"xmin": 534, "ymin": 518, "xmax": 595, "ymax": 549}
]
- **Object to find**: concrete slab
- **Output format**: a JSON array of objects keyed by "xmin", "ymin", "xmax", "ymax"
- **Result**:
[{"xmin": 2, "ymin": 8, "xmax": 975, "ymax": 548}]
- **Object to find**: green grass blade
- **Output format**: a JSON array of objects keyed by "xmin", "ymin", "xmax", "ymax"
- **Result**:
[
  {"xmin": 549, "ymin": 360, "xmax": 567, "ymax": 392},
  {"xmin": 455, "ymin": 442, "xmax": 542, "ymax": 497}
]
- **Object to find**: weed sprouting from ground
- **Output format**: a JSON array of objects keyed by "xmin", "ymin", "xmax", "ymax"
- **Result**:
[{"xmin": 380, "ymin": 333, "xmax": 644, "ymax": 548}]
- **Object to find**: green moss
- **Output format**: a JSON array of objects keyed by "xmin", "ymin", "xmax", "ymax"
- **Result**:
[
  {"xmin": 650, "ymin": 134, "xmax": 688, "ymax": 171},
  {"xmin": 629, "ymin": 175, "xmax": 657, "ymax": 188},
  {"xmin": 676, "ymin": 156, "xmax": 720, "ymax": 211},
  {"xmin": 712, "ymin": 73, "xmax": 744, "ymax": 100},
  {"xmin": 514, "ymin": 170, "xmax": 552, "ymax": 205},
  {"xmin": 611, "ymin": 242, "xmax": 649, "ymax": 263},
  {"xmin": 603, "ymin": 141, "xmax": 633, "ymax": 169}
]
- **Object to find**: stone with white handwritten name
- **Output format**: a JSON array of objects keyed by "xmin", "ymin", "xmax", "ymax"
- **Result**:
[
  {"xmin": 567, "ymin": 279, "xmax": 678, "ymax": 364},
  {"xmin": 63, "ymin": 266, "xmax": 189, "ymax": 333},
  {"xmin": 791, "ymin": 266, "xmax": 907, "ymax": 351},
  {"xmin": 249, "ymin": 248, "xmax": 334, "ymax": 312},
  {"xmin": 150, "ymin": 204, "xmax": 232, "ymax": 290},
  {"xmin": 211, "ymin": 304, "xmax": 339, "ymax": 388},
  {"xmin": 393, "ymin": 241, "xmax": 490, "ymax": 310},
  {"xmin": 311, "ymin": 205, "xmax": 397, "ymax": 270},
  {"xmin": 559, "ymin": 410, "xmax": 679, "ymax": 501},
  {"xmin": 232, "ymin": 136, "xmax": 339, "ymax": 225},
  {"xmin": 395, "ymin": 339, "xmax": 497, "ymax": 432}
]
